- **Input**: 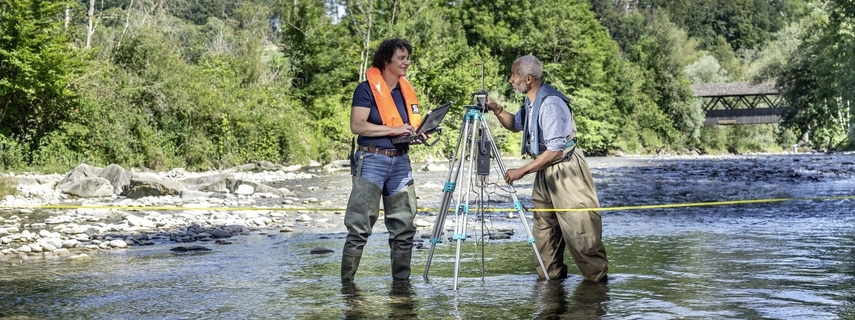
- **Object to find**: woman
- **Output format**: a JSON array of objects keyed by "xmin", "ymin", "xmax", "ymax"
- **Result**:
[{"xmin": 341, "ymin": 38, "xmax": 423, "ymax": 283}]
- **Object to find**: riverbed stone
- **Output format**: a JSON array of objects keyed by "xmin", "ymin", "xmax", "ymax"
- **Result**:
[
  {"xmin": 108, "ymin": 239, "xmax": 128, "ymax": 248},
  {"xmin": 67, "ymin": 253, "xmax": 92, "ymax": 260}
]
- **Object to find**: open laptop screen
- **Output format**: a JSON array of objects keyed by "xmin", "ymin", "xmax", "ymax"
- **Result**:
[{"xmin": 392, "ymin": 101, "xmax": 452, "ymax": 144}]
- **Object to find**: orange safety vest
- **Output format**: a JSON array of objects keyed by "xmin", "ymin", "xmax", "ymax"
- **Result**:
[{"xmin": 365, "ymin": 66, "xmax": 422, "ymax": 131}]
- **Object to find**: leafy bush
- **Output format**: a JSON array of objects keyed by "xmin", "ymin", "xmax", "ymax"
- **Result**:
[
  {"xmin": 0, "ymin": 176, "xmax": 16, "ymax": 197},
  {"xmin": 0, "ymin": 135, "xmax": 26, "ymax": 170}
]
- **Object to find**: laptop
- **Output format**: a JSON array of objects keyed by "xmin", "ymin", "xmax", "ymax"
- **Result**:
[{"xmin": 392, "ymin": 101, "xmax": 453, "ymax": 144}]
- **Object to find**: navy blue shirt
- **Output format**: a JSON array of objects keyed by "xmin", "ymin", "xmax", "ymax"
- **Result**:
[{"xmin": 351, "ymin": 81, "xmax": 410, "ymax": 150}]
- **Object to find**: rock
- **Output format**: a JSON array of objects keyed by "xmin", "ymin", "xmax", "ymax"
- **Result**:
[
  {"xmin": 108, "ymin": 240, "xmax": 128, "ymax": 248},
  {"xmin": 57, "ymin": 163, "xmax": 102, "ymax": 188},
  {"xmin": 125, "ymin": 214, "xmax": 155, "ymax": 228},
  {"xmin": 323, "ymin": 160, "xmax": 350, "ymax": 172},
  {"xmin": 67, "ymin": 253, "xmax": 92, "ymax": 260},
  {"xmin": 489, "ymin": 232, "xmax": 511, "ymax": 240},
  {"xmin": 235, "ymin": 184, "xmax": 255, "ymax": 195},
  {"xmin": 28, "ymin": 243, "xmax": 43, "ymax": 252},
  {"xmin": 170, "ymin": 245, "xmax": 211, "ymax": 252},
  {"xmin": 421, "ymin": 163, "xmax": 449, "ymax": 172},
  {"xmin": 210, "ymin": 229, "xmax": 232, "ymax": 238},
  {"xmin": 125, "ymin": 175, "xmax": 186, "ymax": 199},
  {"xmin": 225, "ymin": 178, "xmax": 292, "ymax": 197},
  {"xmin": 309, "ymin": 247, "xmax": 334, "ymax": 254},
  {"xmin": 279, "ymin": 227, "xmax": 294, "ymax": 233},
  {"xmin": 62, "ymin": 240, "xmax": 80, "ymax": 248},
  {"xmin": 414, "ymin": 219, "xmax": 433, "ymax": 228},
  {"xmin": 295, "ymin": 214, "xmax": 312, "ymax": 222},
  {"xmin": 98, "ymin": 164, "xmax": 132, "ymax": 195}
]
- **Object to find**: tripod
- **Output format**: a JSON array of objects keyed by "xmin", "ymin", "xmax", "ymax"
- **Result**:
[{"xmin": 422, "ymin": 99, "xmax": 550, "ymax": 290}]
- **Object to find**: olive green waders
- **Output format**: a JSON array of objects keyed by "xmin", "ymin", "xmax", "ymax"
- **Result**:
[
  {"xmin": 341, "ymin": 177, "xmax": 418, "ymax": 282},
  {"xmin": 531, "ymin": 148, "xmax": 608, "ymax": 282}
]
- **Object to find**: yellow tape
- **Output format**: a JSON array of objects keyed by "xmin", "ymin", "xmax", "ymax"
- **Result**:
[{"xmin": 3, "ymin": 195, "xmax": 853, "ymax": 212}]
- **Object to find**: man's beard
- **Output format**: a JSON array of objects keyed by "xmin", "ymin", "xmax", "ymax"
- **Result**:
[{"xmin": 513, "ymin": 83, "xmax": 530, "ymax": 93}]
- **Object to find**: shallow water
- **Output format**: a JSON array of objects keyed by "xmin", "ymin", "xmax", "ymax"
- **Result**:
[{"xmin": 2, "ymin": 154, "xmax": 855, "ymax": 319}]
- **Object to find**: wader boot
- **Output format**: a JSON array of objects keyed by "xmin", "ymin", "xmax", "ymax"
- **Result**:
[
  {"xmin": 383, "ymin": 183, "xmax": 418, "ymax": 281},
  {"xmin": 341, "ymin": 177, "xmax": 382, "ymax": 283}
]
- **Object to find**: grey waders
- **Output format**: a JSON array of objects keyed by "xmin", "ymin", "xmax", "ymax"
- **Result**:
[
  {"xmin": 383, "ymin": 184, "xmax": 418, "ymax": 280},
  {"xmin": 341, "ymin": 177, "xmax": 418, "ymax": 282},
  {"xmin": 342, "ymin": 177, "xmax": 381, "ymax": 283},
  {"xmin": 341, "ymin": 178, "xmax": 418, "ymax": 282}
]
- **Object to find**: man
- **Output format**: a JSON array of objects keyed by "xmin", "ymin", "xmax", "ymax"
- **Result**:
[
  {"xmin": 341, "ymin": 38, "xmax": 423, "ymax": 283},
  {"xmin": 486, "ymin": 55, "xmax": 608, "ymax": 282}
]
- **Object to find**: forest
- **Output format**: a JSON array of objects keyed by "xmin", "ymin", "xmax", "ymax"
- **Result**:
[{"xmin": 1, "ymin": 0, "xmax": 853, "ymax": 172}]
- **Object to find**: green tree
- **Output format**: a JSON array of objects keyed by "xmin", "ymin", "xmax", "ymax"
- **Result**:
[
  {"xmin": 629, "ymin": 13, "xmax": 703, "ymax": 148},
  {"xmin": 776, "ymin": 1, "xmax": 854, "ymax": 150},
  {"xmin": 0, "ymin": 0, "xmax": 84, "ymax": 159}
]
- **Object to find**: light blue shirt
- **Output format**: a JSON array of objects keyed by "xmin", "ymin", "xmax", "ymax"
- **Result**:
[{"xmin": 513, "ymin": 96, "xmax": 573, "ymax": 153}]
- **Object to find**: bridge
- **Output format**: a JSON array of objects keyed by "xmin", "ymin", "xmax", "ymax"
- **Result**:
[{"xmin": 691, "ymin": 82, "xmax": 788, "ymax": 126}]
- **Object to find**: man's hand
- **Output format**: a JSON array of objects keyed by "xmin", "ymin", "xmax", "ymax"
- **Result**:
[
  {"xmin": 486, "ymin": 97, "xmax": 502, "ymax": 114},
  {"xmin": 504, "ymin": 168, "xmax": 527, "ymax": 185}
]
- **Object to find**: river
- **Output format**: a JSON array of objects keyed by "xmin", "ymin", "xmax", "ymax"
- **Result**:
[{"xmin": 2, "ymin": 153, "xmax": 855, "ymax": 319}]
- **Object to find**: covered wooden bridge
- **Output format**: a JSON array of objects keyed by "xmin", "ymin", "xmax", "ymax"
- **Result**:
[{"xmin": 691, "ymin": 82, "xmax": 788, "ymax": 126}]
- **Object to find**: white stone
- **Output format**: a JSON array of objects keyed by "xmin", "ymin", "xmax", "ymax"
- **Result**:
[
  {"xmin": 235, "ymin": 184, "xmax": 255, "ymax": 195},
  {"xmin": 414, "ymin": 219, "xmax": 433, "ymax": 228},
  {"xmin": 62, "ymin": 239, "xmax": 80, "ymax": 248},
  {"xmin": 67, "ymin": 253, "xmax": 91, "ymax": 260},
  {"xmin": 108, "ymin": 239, "xmax": 128, "ymax": 248},
  {"xmin": 126, "ymin": 215, "xmax": 155, "ymax": 228},
  {"xmin": 295, "ymin": 214, "xmax": 313, "ymax": 222}
]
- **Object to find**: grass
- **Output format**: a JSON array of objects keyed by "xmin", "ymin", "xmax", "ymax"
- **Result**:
[{"xmin": 0, "ymin": 176, "xmax": 17, "ymax": 197}]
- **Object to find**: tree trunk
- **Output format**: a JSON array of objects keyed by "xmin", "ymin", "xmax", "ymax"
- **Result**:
[{"xmin": 86, "ymin": 0, "xmax": 95, "ymax": 49}]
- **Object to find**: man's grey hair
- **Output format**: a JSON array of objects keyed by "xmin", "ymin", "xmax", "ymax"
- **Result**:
[{"xmin": 514, "ymin": 55, "xmax": 542, "ymax": 81}]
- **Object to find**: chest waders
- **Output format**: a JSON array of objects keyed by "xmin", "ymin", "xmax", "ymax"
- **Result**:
[{"xmin": 341, "ymin": 156, "xmax": 418, "ymax": 282}]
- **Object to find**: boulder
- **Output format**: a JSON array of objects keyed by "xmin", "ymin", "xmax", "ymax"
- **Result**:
[
  {"xmin": 57, "ymin": 163, "xmax": 102, "ymax": 189},
  {"xmin": 57, "ymin": 177, "xmax": 114, "ymax": 197},
  {"xmin": 125, "ymin": 175, "xmax": 186, "ymax": 199},
  {"xmin": 98, "ymin": 164, "xmax": 132, "ymax": 195}
]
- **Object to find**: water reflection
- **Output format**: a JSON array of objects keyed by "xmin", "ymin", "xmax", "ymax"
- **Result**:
[
  {"xmin": 533, "ymin": 280, "xmax": 609, "ymax": 320},
  {"xmin": 389, "ymin": 280, "xmax": 417, "ymax": 319},
  {"xmin": 342, "ymin": 280, "xmax": 416, "ymax": 320},
  {"xmin": 341, "ymin": 282, "xmax": 365, "ymax": 320}
]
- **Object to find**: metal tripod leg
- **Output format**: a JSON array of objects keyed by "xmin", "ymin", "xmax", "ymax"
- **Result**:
[
  {"xmin": 423, "ymin": 110, "xmax": 476, "ymax": 281},
  {"xmin": 422, "ymin": 107, "xmax": 550, "ymax": 286},
  {"xmin": 452, "ymin": 111, "xmax": 481, "ymax": 290},
  {"xmin": 478, "ymin": 115, "xmax": 550, "ymax": 280}
]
